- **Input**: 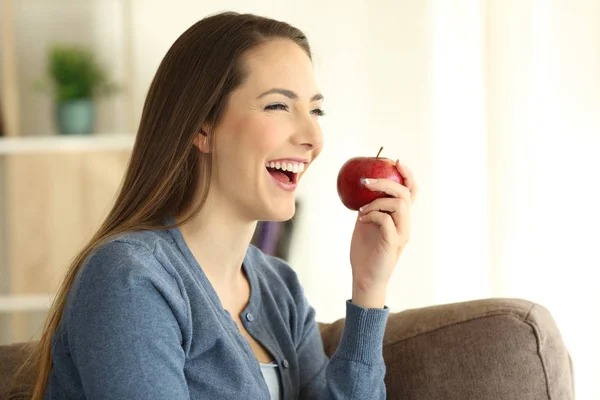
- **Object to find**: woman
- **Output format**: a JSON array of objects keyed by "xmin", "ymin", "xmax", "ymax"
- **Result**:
[{"xmin": 29, "ymin": 11, "xmax": 418, "ymax": 400}]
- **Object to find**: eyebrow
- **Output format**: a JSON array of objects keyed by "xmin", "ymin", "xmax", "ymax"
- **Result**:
[{"xmin": 257, "ymin": 88, "xmax": 324, "ymax": 102}]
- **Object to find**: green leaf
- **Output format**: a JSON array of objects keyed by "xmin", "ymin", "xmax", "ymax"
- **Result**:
[{"xmin": 35, "ymin": 43, "xmax": 121, "ymax": 101}]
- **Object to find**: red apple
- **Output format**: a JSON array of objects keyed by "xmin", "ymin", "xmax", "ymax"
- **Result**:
[{"xmin": 337, "ymin": 147, "xmax": 404, "ymax": 211}]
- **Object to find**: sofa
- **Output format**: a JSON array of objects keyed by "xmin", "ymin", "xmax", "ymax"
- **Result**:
[{"xmin": 0, "ymin": 298, "xmax": 574, "ymax": 399}]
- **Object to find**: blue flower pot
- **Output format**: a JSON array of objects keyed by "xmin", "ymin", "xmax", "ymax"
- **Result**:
[{"xmin": 56, "ymin": 99, "xmax": 95, "ymax": 135}]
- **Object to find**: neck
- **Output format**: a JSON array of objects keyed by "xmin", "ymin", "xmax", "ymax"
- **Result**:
[{"xmin": 175, "ymin": 193, "xmax": 257, "ymax": 290}]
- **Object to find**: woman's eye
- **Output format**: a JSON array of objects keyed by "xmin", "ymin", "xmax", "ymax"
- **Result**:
[
  {"xmin": 265, "ymin": 103, "xmax": 289, "ymax": 111},
  {"xmin": 312, "ymin": 108, "xmax": 326, "ymax": 117},
  {"xmin": 264, "ymin": 103, "xmax": 325, "ymax": 117}
]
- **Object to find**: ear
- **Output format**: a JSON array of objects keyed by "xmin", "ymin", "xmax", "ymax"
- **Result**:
[{"xmin": 193, "ymin": 129, "xmax": 210, "ymax": 153}]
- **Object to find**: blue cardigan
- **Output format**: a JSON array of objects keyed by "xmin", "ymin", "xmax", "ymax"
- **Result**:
[{"xmin": 45, "ymin": 217, "xmax": 389, "ymax": 399}]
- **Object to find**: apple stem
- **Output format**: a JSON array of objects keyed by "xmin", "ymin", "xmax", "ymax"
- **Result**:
[{"xmin": 376, "ymin": 146, "xmax": 383, "ymax": 158}]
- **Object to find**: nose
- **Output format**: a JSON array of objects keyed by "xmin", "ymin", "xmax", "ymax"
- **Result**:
[{"xmin": 292, "ymin": 116, "xmax": 323, "ymax": 151}]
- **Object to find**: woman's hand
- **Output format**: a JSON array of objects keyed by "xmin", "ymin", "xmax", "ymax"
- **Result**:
[{"xmin": 349, "ymin": 160, "xmax": 418, "ymax": 308}]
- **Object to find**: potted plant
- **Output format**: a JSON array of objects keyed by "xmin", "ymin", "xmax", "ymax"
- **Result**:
[{"xmin": 35, "ymin": 44, "xmax": 120, "ymax": 135}]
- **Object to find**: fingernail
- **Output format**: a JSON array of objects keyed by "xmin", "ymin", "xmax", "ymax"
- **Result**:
[
  {"xmin": 397, "ymin": 159, "xmax": 404, "ymax": 165},
  {"xmin": 359, "ymin": 206, "xmax": 364, "ymax": 212},
  {"xmin": 363, "ymin": 178, "xmax": 377, "ymax": 185}
]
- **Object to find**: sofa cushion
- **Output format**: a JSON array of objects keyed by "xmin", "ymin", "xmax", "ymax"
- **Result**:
[{"xmin": 0, "ymin": 341, "xmax": 35, "ymax": 400}]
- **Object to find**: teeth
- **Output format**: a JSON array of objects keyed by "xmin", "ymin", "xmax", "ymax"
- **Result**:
[{"xmin": 265, "ymin": 160, "xmax": 306, "ymax": 173}]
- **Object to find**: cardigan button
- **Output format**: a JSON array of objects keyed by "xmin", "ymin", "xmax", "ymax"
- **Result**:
[
  {"xmin": 245, "ymin": 313, "xmax": 254, "ymax": 322},
  {"xmin": 282, "ymin": 359, "xmax": 289, "ymax": 368}
]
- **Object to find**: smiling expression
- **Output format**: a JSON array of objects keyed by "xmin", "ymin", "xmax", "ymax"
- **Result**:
[{"xmin": 203, "ymin": 39, "xmax": 325, "ymax": 222}]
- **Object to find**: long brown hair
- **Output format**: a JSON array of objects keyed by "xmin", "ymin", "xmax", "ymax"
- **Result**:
[{"xmin": 13, "ymin": 11, "xmax": 311, "ymax": 399}]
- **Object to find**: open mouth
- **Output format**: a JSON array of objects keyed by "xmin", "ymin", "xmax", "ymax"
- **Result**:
[{"xmin": 265, "ymin": 160, "xmax": 305, "ymax": 185}]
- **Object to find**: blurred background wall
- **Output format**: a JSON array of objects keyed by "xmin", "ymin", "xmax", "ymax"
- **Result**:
[{"xmin": 1, "ymin": 0, "xmax": 599, "ymax": 398}]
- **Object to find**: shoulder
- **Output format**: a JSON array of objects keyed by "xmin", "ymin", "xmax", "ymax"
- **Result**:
[
  {"xmin": 67, "ymin": 229, "xmax": 186, "ymax": 316},
  {"xmin": 100, "ymin": 228, "xmax": 176, "ymax": 256},
  {"xmin": 80, "ymin": 229, "xmax": 174, "ymax": 280}
]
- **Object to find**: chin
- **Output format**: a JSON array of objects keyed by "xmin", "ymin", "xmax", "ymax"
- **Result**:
[{"xmin": 263, "ymin": 203, "xmax": 296, "ymax": 222}]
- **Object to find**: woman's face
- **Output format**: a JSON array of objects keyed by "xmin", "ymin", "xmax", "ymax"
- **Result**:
[{"xmin": 206, "ymin": 39, "xmax": 324, "ymax": 222}]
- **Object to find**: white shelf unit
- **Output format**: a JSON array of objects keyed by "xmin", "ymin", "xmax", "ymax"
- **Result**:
[
  {"xmin": 0, "ymin": 133, "xmax": 135, "ymax": 154},
  {"xmin": 0, "ymin": 295, "xmax": 54, "ymax": 313},
  {"xmin": 0, "ymin": 0, "xmax": 136, "ymax": 344}
]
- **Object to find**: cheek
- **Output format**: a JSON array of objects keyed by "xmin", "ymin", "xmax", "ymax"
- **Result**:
[{"xmin": 241, "ymin": 116, "xmax": 287, "ymax": 155}]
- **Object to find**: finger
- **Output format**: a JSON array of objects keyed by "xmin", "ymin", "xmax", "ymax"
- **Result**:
[
  {"xmin": 395, "ymin": 160, "xmax": 419, "ymax": 204},
  {"xmin": 358, "ymin": 197, "xmax": 406, "ymax": 231},
  {"xmin": 360, "ymin": 201, "xmax": 412, "ymax": 245},
  {"xmin": 363, "ymin": 178, "xmax": 411, "ymax": 205},
  {"xmin": 358, "ymin": 211, "xmax": 397, "ymax": 244},
  {"xmin": 396, "ymin": 198, "xmax": 411, "ymax": 244}
]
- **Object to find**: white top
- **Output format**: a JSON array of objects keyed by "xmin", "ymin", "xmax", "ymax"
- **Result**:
[{"xmin": 260, "ymin": 362, "xmax": 281, "ymax": 400}]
